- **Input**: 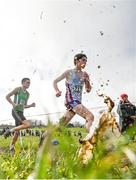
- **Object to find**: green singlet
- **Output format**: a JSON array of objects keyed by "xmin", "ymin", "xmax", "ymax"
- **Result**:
[{"xmin": 14, "ymin": 88, "xmax": 29, "ymax": 112}]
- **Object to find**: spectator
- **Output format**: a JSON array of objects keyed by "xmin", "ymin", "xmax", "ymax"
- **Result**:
[{"xmin": 117, "ymin": 93, "xmax": 136, "ymax": 132}]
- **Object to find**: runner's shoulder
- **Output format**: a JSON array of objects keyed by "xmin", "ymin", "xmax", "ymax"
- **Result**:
[
  {"xmin": 64, "ymin": 69, "xmax": 73, "ymax": 76},
  {"xmin": 13, "ymin": 87, "xmax": 22, "ymax": 94}
]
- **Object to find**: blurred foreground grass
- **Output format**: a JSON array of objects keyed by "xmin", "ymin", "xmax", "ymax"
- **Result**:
[{"xmin": 0, "ymin": 125, "xmax": 136, "ymax": 179}]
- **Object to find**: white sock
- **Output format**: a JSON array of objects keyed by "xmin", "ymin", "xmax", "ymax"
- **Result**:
[
  {"xmin": 84, "ymin": 125, "xmax": 96, "ymax": 141},
  {"xmin": 10, "ymin": 144, "xmax": 14, "ymax": 150}
]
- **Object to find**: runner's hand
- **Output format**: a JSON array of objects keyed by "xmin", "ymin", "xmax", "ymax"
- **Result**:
[
  {"xmin": 84, "ymin": 72, "xmax": 90, "ymax": 81},
  {"xmin": 56, "ymin": 90, "xmax": 62, "ymax": 97},
  {"xmin": 12, "ymin": 103, "xmax": 17, "ymax": 108},
  {"xmin": 31, "ymin": 102, "xmax": 36, "ymax": 107},
  {"xmin": 86, "ymin": 87, "xmax": 91, "ymax": 93}
]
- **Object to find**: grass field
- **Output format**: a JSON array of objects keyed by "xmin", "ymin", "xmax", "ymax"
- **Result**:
[{"xmin": 0, "ymin": 125, "xmax": 136, "ymax": 179}]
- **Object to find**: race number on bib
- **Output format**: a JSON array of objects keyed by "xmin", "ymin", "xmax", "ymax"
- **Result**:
[{"xmin": 73, "ymin": 85, "xmax": 82, "ymax": 93}]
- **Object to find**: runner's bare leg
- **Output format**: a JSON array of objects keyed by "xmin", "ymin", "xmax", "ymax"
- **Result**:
[{"xmin": 73, "ymin": 104, "xmax": 95, "ymax": 140}]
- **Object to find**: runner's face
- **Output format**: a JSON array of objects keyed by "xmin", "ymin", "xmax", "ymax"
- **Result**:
[
  {"xmin": 78, "ymin": 57, "xmax": 87, "ymax": 69},
  {"xmin": 23, "ymin": 80, "xmax": 30, "ymax": 89}
]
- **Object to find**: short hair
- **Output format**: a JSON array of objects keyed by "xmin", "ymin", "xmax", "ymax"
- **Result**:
[
  {"xmin": 21, "ymin": 78, "xmax": 30, "ymax": 84},
  {"xmin": 74, "ymin": 53, "xmax": 87, "ymax": 65}
]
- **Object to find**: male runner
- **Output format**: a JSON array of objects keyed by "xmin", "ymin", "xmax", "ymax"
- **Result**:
[
  {"xmin": 53, "ymin": 53, "xmax": 95, "ymax": 140},
  {"xmin": 4, "ymin": 78, "xmax": 36, "ymax": 154}
]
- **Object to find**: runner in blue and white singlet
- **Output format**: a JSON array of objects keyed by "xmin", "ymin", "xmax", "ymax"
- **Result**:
[
  {"xmin": 65, "ymin": 69, "xmax": 85, "ymax": 109},
  {"xmin": 53, "ymin": 53, "xmax": 95, "ymax": 142}
]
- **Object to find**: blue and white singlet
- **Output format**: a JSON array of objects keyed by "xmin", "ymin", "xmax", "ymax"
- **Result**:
[{"xmin": 65, "ymin": 69, "xmax": 85, "ymax": 109}]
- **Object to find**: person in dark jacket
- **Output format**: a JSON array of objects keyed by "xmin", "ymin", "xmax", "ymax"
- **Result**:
[{"xmin": 117, "ymin": 93, "xmax": 136, "ymax": 132}]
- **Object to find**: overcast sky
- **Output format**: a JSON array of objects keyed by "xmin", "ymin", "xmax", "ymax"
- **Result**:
[{"xmin": 0, "ymin": 0, "xmax": 136, "ymax": 125}]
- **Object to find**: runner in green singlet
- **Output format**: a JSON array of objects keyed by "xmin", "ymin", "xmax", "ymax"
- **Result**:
[{"xmin": 4, "ymin": 78, "xmax": 36, "ymax": 155}]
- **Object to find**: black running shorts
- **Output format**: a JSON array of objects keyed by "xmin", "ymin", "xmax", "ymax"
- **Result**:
[{"xmin": 12, "ymin": 109, "xmax": 26, "ymax": 126}]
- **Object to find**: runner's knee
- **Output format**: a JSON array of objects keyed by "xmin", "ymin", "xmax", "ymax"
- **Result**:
[
  {"xmin": 59, "ymin": 116, "xmax": 66, "ymax": 125},
  {"xmin": 23, "ymin": 120, "xmax": 31, "ymax": 128},
  {"xmin": 14, "ymin": 131, "xmax": 19, "ymax": 136},
  {"xmin": 86, "ymin": 113, "xmax": 94, "ymax": 124},
  {"xmin": 61, "ymin": 115, "xmax": 71, "ymax": 125}
]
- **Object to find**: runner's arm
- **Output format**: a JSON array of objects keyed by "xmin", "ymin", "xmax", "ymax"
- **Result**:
[
  {"xmin": 24, "ymin": 103, "xmax": 36, "ymax": 108},
  {"xmin": 24, "ymin": 93, "xmax": 36, "ymax": 108},
  {"xmin": 5, "ymin": 87, "xmax": 20, "ymax": 107},
  {"xmin": 53, "ymin": 70, "xmax": 69, "ymax": 96},
  {"xmin": 84, "ymin": 72, "xmax": 92, "ymax": 93}
]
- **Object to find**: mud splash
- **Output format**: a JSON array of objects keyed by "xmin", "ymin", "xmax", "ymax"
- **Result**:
[{"xmin": 78, "ymin": 94, "xmax": 121, "ymax": 164}]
